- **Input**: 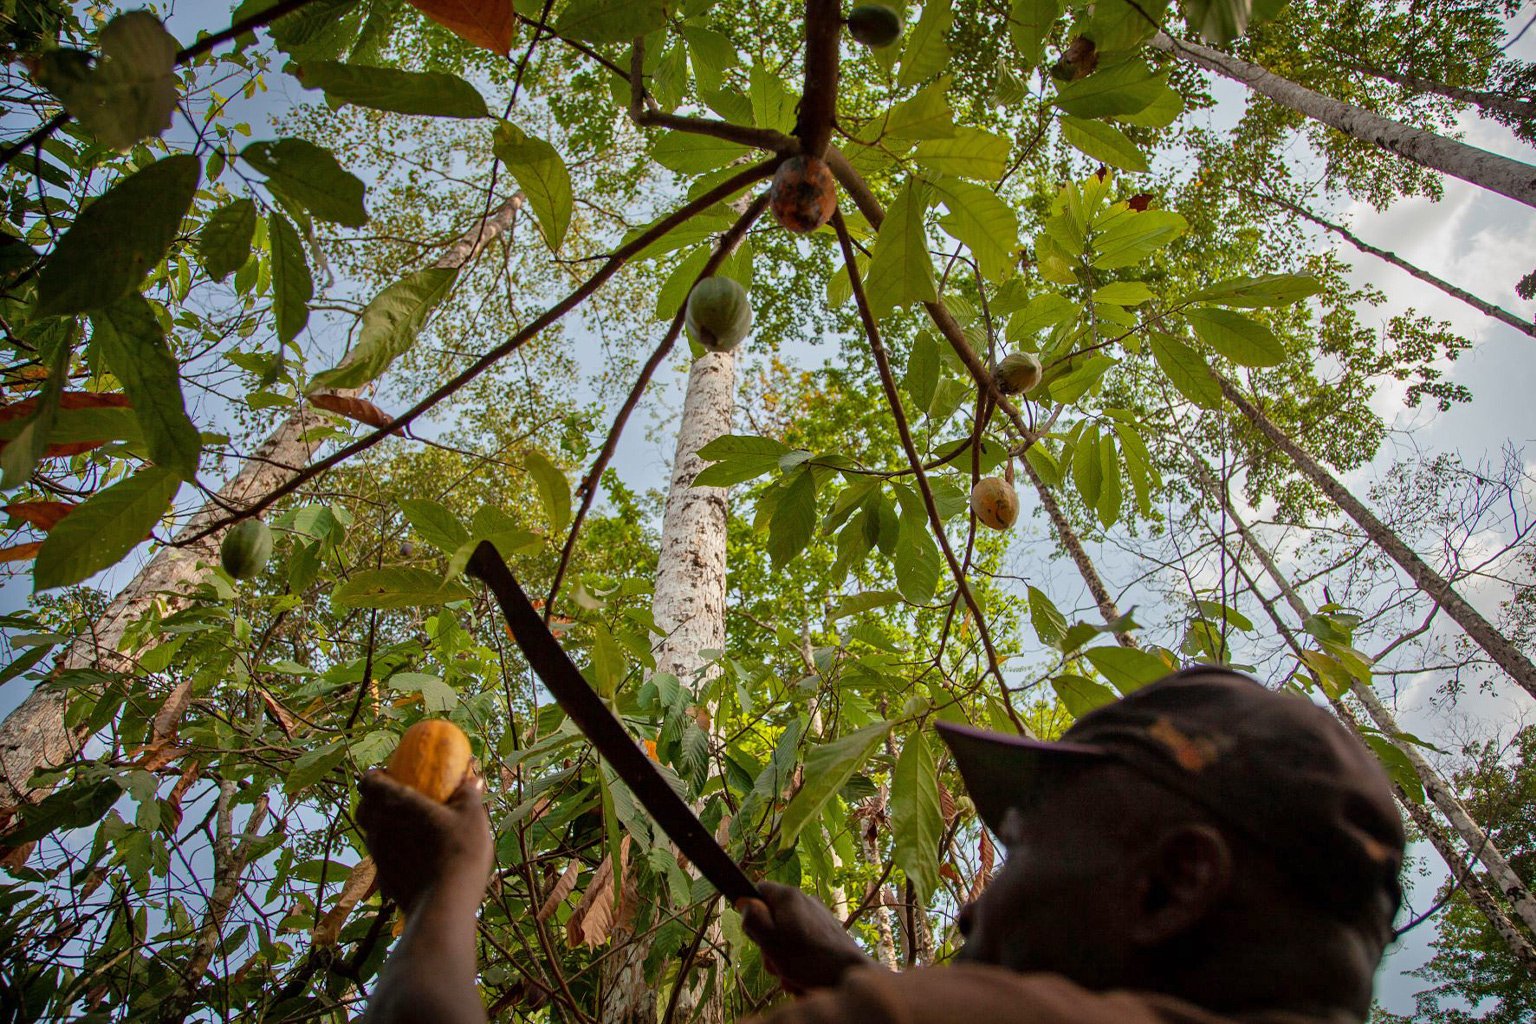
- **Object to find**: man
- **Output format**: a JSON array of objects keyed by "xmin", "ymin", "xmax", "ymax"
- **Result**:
[{"xmin": 356, "ymin": 667, "xmax": 1407, "ymax": 1024}]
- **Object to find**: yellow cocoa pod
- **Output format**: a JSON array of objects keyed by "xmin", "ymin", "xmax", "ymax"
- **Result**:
[
  {"xmin": 970, "ymin": 477, "xmax": 1019, "ymax": 531},
  {"xmin": 386, "ymin": 719, "xmax": 473, "ymax": 802},
  {"xmin": 992, "ymin": 353, "xmax": 1042, "ymax": 396}
]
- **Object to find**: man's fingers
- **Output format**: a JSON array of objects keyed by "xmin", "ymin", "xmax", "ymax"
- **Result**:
[
  {"xmin": 736, "ymin": 897, "xmax": 772, "ymax": 939},
  {"xmin": 446, "ymin": 772, "xmax": 487, "ymax": 811}
]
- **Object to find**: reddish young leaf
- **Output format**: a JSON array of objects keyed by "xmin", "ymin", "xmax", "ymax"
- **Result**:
[
  {"xmin": 3, "ymin": 501, "xmax": 75, "ymax": 531},
  {"xmin": 406, "ymin": 0, "xmax": 514, "ymax": 55},
  {"xmin": 1127, "ymin": 193, "xmax": 1155, "ymax": 211},
  {"xmin": 309, "ymin": 392, "xmax": 395, "ymax": 430},
  {"xmin": 0, "ymin": 392, "xmax": 134, "ymax": 457},
  {"xmin": 0, "ymin": 541, "xmax": 43, "ymax": 563}
]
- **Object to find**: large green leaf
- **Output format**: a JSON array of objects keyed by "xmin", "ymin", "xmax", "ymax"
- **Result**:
[
  {"xmin": 492, "ymin": 122, "xmax": 573, "ymax": 251},
  {"xmin": 695, "ymin": 434, "xmax": 792, "ymax": 486},
  {"xmin": 768, "ymin": 467, "xmax": 818, "ymax": 569},
  {"xmin": 398, "ymin": 498, "xmax": 470, "ymax": 552},
  {"xmin": 891, "ymin": 731, "xmax": 943, "ymax": 901},
  {"xmin": 933, "ymin": 179, "xmax": 1020, "ymax": 282},
  {"xmin": 1053, "ymin": 60, "xmax": 1163, "ymax": 119},
  {"xmin": 1181, "ymin": 0, "xmax": 1255, "ymax": 45},
  {"xmin": 1091, "ymin": 210, "xmax": 1188, "ymax": 268},
  {"xmin": 0, "ymin": 340, "xmax": 67, "ymax": 490},
  {"xmin": 197, "ymin": 198, "xmax": 256, "ymax": 282},
  {"xmin": 913, "ymin": 128, "xmax": 1011, "ymax": 181},
  {"xmin": 35, "ymin": 154, "xmax": 199, "ymax": 318},
  {"xmin": 553, "ymin": 0, "xmax": 666, "ymax": 43},
  {"xmin": 308, "ymin": 266, "xmax": 458, "ymax": 390},
  {"xmin": 333, "ymin": 567, "xmax": 473, "ymax": 608},
  {"xmin": 1149, "ymin": 333, "xmax": 1222, "ymax": 409},
  {"xmin": 651, "ymin": 131, "xmax": 750, "ymax": 175},
  {"xmin": 1009, "ymin": 0, "xmax": 1061, "ymax": 67},
  {"xmin": 268, "ymin": 213, "xmax": 313, "ymax": 346},
  {"xmin": 34, "ymin": 467, "xmax": 179, "ymax": 590},
  {"xmin": 1186, "ymin": 307, "xmax": 1285, "ymax": 367},
  {"xmin": 523, "ymin": 448, "xmax": 571, "ymax": 534},
  {"xmin": 89, "ymin": 296, "xmax": 199, "ymax": 480},
  {"xmin": 864, "ymin": 178, "xmax": 937, "ymax": 318},
  {"xmin": 1083, "ymin": 645, "xmax": 1173, "ymax": 694},
  {"xmin": 894, "ymin": 511, "xmax": 941, "ymax": 605},
  {"xmin": 1051, "ymin": 673, "xmax": 1118, "ymax": 719},
  {"xmin": 1028, "ymin": 585, "xmax": 1068, "ymax": 646},
  {"xmin": 777, "ymin": 721, "xmax": 891, "ymax": 849},
  {"xmin": 241, "ymin": 139, "xmax": 368, "ymax": 226},
  {"xmin": 1060, "ymin": 116, "xmax": 1150, "ymax": 173},
  {"xmin": 886, "ymin": 79, "xmax": 956, "ymax": 140},
  {"xmin": 1187, "ymin": 273, "xmax": 1322, "ymax": 308},
  {"xmin": 298, "ymin": 61, "xmax": 489, "ymax": 117},
  {"xmin": 897, "ymin": 2, "xmax": 952, "ymax": 89},
  {"xmin": 1071, "ymin": 423, "xmax": 1103, "ymax": 510},
  {"xmin": 32, "ymin": 11, "xmax": 177, "ymax": 151},
  {"xmin": 1097, "ymin": 430, "xmax": 1121, "ymax": 528}
]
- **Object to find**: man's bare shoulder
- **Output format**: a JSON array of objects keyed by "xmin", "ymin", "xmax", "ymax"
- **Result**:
[{"xmin": 749, "ymin": 965, "xmax": 1351, "ymax": 1024}]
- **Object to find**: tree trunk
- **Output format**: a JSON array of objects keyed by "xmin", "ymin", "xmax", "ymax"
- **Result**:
[
  {"xmin": 1350, "ymin": 63, "xmax": 1536, "ymax": 121},
  {"xmin": 1150, "ymin": 32, "xmax": 1536, "ymax": 210},
  {"xmin": 1211, "ymin": 471, "xmax": 1536, "ymax": 940},
  {"xmin": 600, "ymin": 351, "xmax": 735, "ymax": 1024},
  {"xmin": 1265, "ymin": 196, "xmax": 1535, "ymax": 339},
  {"xmin": 0, "ymin": 198, "xmax": 522, "ymax": 811},
  {"xmin": 1215, "ymin": 372, "xmax": 1536, "ymax": 703}
]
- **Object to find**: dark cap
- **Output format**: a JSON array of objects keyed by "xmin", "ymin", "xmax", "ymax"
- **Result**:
[{"xmin": 936, "ymin": 666, "xmax": 1406, "ymax": 922}]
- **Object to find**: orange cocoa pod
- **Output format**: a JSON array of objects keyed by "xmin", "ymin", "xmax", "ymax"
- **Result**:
[
  {"xmin": 770, "ymin": 155, "xmax": 837, "ymax": 234},
  {"xmin": 386, "ymin": 719, "xmax": 473, "ymax": 802}
]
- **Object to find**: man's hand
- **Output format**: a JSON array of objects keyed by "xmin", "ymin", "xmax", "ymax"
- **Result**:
[
  {"xmin": 357, "ymin": 769, "xmax": 493, "ymax": 915},
  {"xmin": 737, "ymin": 881, "xmax": 880, "ymax": 994}
]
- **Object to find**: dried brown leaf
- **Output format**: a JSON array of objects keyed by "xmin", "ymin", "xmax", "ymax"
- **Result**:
[
  {"xmin": 405, "ymin": 0, "xmax": 514, "ymax": 55},
  {"xmin": 0, "ymin": 541, "xmax": 42, "ymax": 563},
  {"xmin": 537, "ymin": 858, "xmax": 582, "ymax": 922},
  {"xmin": 4, "ymin": 501, "xmax": 75, "ymax": 531},
  {"xmin": 309, "ymin": 392, "xmax": 394, "ymax": 430},
  {"xmin": 313, "ymin": 857, "xmax": 379, "ymax": 947}
]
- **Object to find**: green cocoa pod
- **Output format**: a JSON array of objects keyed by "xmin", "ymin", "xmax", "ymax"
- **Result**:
[
  {"xmin": 847, "ymin": 4, "xmax": 902, "ymax": 48},
  {"xmin": 220, "ymin": 519, "xmax": 273, "ymax": 580},
  {"xmin": 685, "ymin": 276, "xmax": 753, "ymax": 352},
  {"xmin": 993, "ymin": 352, "xmax": 1043, "ymax": 395}
]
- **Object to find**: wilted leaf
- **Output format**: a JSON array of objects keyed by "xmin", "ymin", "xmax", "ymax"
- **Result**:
[
  {"xmin": 538, "ymin": 859, "xmax": 582, "ymax": 922},
  {"xmin": 0, "ymin": 541, "xmax": 43, "ymax": 563},
  {"xmin": 4, "ymin": 501, "xmax": 75, "ymax": 531},
  {"xmin": 313, "ymin": 858, "xmax": 379, "ymax": 946},
  {"xmin": 407, "ymin": 0, "xmax": 515, "ymax": 53},
  {"xmin": 310, "ymin": 392, "xmax": 393, "ymax": 429}
]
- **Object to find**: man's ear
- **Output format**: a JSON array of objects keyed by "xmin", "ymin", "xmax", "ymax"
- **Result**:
[{"xmin": 1127, "ymin": 824, "xmax": 1233, "ymax": 946}]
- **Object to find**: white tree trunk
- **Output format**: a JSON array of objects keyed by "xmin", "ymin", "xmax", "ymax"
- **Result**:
[
  {"xmin": 0, "ymin": 198, "xmax": 521, "ymax": 811},
  {"xmin": 601, "ymin": 350, "xmax": 735, "ymax": 1024},
  {"xmin": 1213, "ymin": 476, "xmax": 1536, "ymax": 939},
  {"xmin": 1216, "ymin": 372, "xmax": 1536, "ymax": 704},
  {"xmin": 1151, "ymin": 32, "xmax": 1536, "ymax": 209},
  {"xmin": 1351, "ymin": 63, "xmax": 1536, "ymax": 121}
]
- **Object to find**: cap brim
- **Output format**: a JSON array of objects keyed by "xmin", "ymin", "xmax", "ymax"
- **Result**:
[{"xmin": 934, "ymin": 721, "xmax": 1108, "ymax": 836}]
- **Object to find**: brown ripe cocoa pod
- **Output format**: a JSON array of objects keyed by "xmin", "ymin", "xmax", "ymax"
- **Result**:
[
  {"xmin": 970, "ymin": 477, "xmax": 1019, "ymax": 531},
  {"xmin": 770, "ymin": 156, "xmax": 837, "ymax": 234},
  {"xmin": 993, "ymin": 352, "xmax": 1043, "ymax": 395},
  {"xmin": 386, "ymin": 719, "xmax": 473, "ymax": 802}
]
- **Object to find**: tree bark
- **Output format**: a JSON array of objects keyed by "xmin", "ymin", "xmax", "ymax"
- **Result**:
[
  {"xmin": 1350, "ymin": 63, "xmax": 1536, "ymax": 122},
  {"xmin": 1150, "ymin": 32, "xmax": 1536, "ymax": 210},
  {"xmin": 1211, "ymin": 472, "xmax": 1536, "ymax": 940},
  {"xmin": 0, "ymin": 198, "xmax": 522, "ymax": 811},
  {"xmin": 1266, "ymin": 195, "xmax": 1535, "ymax": 339},
  {"xmin": 600, "ymin": 351, "xmax": 735, "ymax": 1024},
  {"xmin": 1215, "ymin": 372, "xmax": 1536, "ymax": 703}
]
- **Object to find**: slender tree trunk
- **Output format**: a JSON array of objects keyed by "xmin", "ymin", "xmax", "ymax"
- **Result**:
[
  {"xmin": 158, "ymin": 781, "xmax": 272, "ymax": 1023},
  {"xmin": 1265, "ymin": 195, "xmax": 1535, "ymax": 338},
  {"xmin": 600, "ymin": 351, "xmax": 735, "ymax": 1024},
  {"xmin": 1150, "ymin": 32, "xmax": 1536, "ymax": 209},
  {"xmin": 0, "ymin": 198, "xmax": 522, "ymax": 812},
  {"xmin": 1215, "ymin": 372, "xmax": 1536, "ymax": 703},
  {"xmin": 1350, "ymin": 62, "xmax": 1536, "ymax": 121},
  {"xmin": 1211, "ymin": 473, "xmax": 1536, "ymax": 940}
]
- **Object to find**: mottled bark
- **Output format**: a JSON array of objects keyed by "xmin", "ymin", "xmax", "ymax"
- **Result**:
[
  {"xmin": 1151, "ymin": 33, "xmax": 1536, "ymax": 209},
  {"xmin": 1352, "ymin": 63, "xmax": 1536, "ymax": 121},
  {"xmin": 0, "ymin": 198, "xmax": 522, "ymax": 811},
  {"xmin": 1217, "ymin": 373, "xmax": 1536, "ymax": 703}
]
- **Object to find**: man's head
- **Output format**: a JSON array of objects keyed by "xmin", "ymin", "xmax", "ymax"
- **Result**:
[{"xmin": 939, "ymin": 667, "xmax": 1405, "ymax": 1017}]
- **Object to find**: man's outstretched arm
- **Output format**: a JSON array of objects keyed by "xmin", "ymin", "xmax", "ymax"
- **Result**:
[
  {"xmin": 356, "ymin": 770, "xmax": 493, "ymax": 1024},
  {"xmin": 738, "ymin": 881, "xmax": 886, "ymax": 994}
]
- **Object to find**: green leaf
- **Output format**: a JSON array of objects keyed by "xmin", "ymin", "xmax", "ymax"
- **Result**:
[
  {"xmin": 1093, "ymin": 280, "xmax": 1153, "ymax": 305},
  {"xmin": 390, "ymin": 671, "xmax": 461, "ymax": 712},
  {"xmin": 891, "ymin": 731, "xmax": 943, "ymax": 901},
  {"xmin": 777, "ymin": 721, "xmax": 891, "ymax": 849},
  {"xmin": 8, "ymin": 778, "xmax": 122, "ymax": 845},
  {"xmin": 198, "ymin": 199, "xmax": 257, "ymax": 282},
  {"xmin": 1083, "ymin": 645, "xmax": 1171, "ymax": 694},
  {"xmin": 268, "ymin": 213, "xmax": 313, "ymax": 346},
  {"xmin": 308, "ymin": 266, "xmax": 458, "ymax": 390},
  {"xmin": 398, "ymin": 498, "xmax": 470, "ymax": 552},
  {"xmin": 897, "ymin": 2, "xmax": 952, "ymax": 89},
  {"xmin": 1060, "ymin": 116, "xmax": 1150, "ymax": 173},
  {"xmin": 89, "ymin": 295, "xmax": 199, "ymax": 480},
  {"xmin": 1009, "ymin": 0, "xmax": 1061, "ymax": 67},
  {"xmin": 32, "ymin": 11, "xmax": 178, "ymax": 151},
  {"xmin": 903, "ymin": 331, "xmax": 940, "ymax": 413},
  {"xmin": 1028, "ymin": 586, "xmax": 1068, "ymax": 646},
  {"xmin": 286, "ymin": 743, "xmax": 347, "ymax": 795},
  {"xmin": 769, "ymin": 468, "xmax": 818, "ymax": 569},
  {"xmin": 829, "ymin": 590, "xmax": 903, "ymax": 621},
  {"xmin": 524, "ymin": 448, "xmax": 571, "ymax": 534},
  {"xmin": 1051, "ymin": 673, "xmax": 1118, "ymax": 719},
  {"xmin": 652, "ymin": 131, "xmax": 750, "ymax": 175},
  {"xmin": 1007, "ymin": 292, "xmax": 1078, "ymax": 340},
  {"xmin": 1149, "ymin": 333, "xmax": 1221, "ymax": 409},
  {"xmin": 492, "ymin": 122, "xmax": 573, "ymax": 251},
  {"xmin": 913, "ymin": 127, "xmax": 1011, "ymax": 181},
  {"xmin": 695, "ymin": 434, "xmax": 792, "ymax": 487},
  {"xmin": 1096, "ymin": 430, "xmax": 1120, "ymax": 528},
  {"xmin": 933, "ymin": 179, "xmax": 1020, "ymax": 282},
  {"xmin": 1181, "ymin": 0, "xmax": 1255, "ymax": 45},
  {"xmin": 35, "ymin": 154, "xmax": 199, "ymax": 318},
  {"xmin": 1113, "ymin": 81, "xmax": 1184, "ymax": 128},
  {"xmin": 553, "ymin": 0, "xmax": 666, "ymax": 43},
  {"xmin": 333, "ymin": 567, "xmax": 473, "ymax": 609},
  {"xmin": 1071, "ymin": 424, "xmax": 1102, "ymax": 510},
  {"xmin": 1053, "ymin": 60, "xmax": 1163, "ymax": 119},
  {"xmin": 1091, "ymin": 210, "xmax": 1188, "ymax": 269},
  {"xmin": 864, "ymin": 178, "xmax": 937, "ymax": 318},
  {"xmin": 1187, "ymin": 273, "xmax": 1322, "ymax": 308},
  {"xmin": 894, "ymin": 512, "xmax": 941, "ymax": 605},
  {"xmin": 34, "ymin": 467, "xmax": 179, "ymax": 590},
  {"xmin": 241, "ymin": 139, "xmax": 367, "ymax": 227},
  {"xmin": 886, "ymin": 78, "xmax": 956, "ymax": 140},
  {"xmin": 682, "ymin": 26, "xmax": 735, "ymax": 93},
  {"xmin": 298, "ymin": 61, "xmax": 489, "ymax": 117},
  {"xmin": 749, "ymin": 64, "xmax": 797, "ymax": 133},
  {"xmin": 1185, "ymin": 307, "xmax": 1285, "ymax": 367},
  {"xmin": 1362, "ymin": 735, "xmax": 1424, "ymax": 804}
]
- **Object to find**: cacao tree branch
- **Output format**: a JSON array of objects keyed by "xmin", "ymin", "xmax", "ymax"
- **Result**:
[{"xmin": 797, "ymin": 0, "xmax": 843, "ymax": 157}]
